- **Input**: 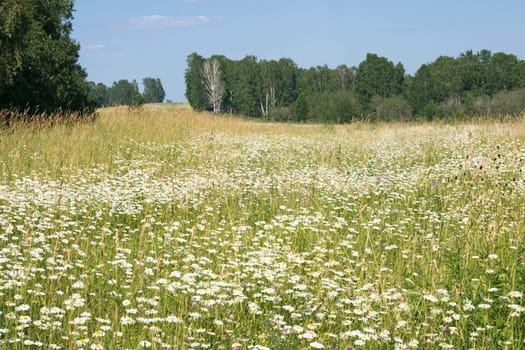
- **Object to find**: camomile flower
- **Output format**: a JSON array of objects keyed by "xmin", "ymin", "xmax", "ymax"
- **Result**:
[
  {"xmin": 91, "ymin": 343, "xmax": 104, "ymax": 350},
  {"xmin": 310, "ymin": 342, "xmax": 325, "ymax": 349},
  {"xmin": 120, "ymin": 316, "xmax": 135, "ymax": 325},
  {"xmin": 92, "ymin": 329, "xmax": 105, "ymax": 337}
]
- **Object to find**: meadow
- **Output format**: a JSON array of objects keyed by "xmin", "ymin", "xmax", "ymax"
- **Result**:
[{"xmin": 0, "ymin": 105, "xmax": 524, "ymax": 350}]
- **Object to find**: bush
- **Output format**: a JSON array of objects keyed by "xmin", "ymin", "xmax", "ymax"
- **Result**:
[
  {"xmin": 290, "ymin": 94, "xmax": 309, "ymax": 122},
  {"xmin": 418, "ymin": 101, "xmax": 441, "ymax": 121},
  {"xmin": 465, "ymin": 94, "xmax": 491, "ymax": 116},
  {"xmin": 438, "ymin": 96, "xmax": 465, "ymax": 120},
  {"xmin": 489, "ymin": 89, "xmax": 525, "ymax": 117},
  {"xmin": 371, "ymin": 95, "xmax": 413, "ymax": 122},
  {"xmin": 333, "ymin": 92, "xmax": 360, "ymax": 123},
  {"xmin": 268, "ymin": 106, "xmax": 291, "ymax": 122},
  {"xmin": 297, "ymin": 92, "xmax": 361, "ymax": 123}
]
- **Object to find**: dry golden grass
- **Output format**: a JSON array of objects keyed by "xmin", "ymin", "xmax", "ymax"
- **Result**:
[{"xmin": 1, "ymin": 104, "xmax": 524, "ymax": 179}]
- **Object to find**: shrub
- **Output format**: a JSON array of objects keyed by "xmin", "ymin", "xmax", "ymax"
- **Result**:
[
  {"xmin": 371, "ymin": 95, "xmax": 413, "ymax": 122},
  {"xmin": 332, "ymin": 92, "xmax": 360, "ymax": 123},
  {"xmin": 268, "ymin": 106, "xmax": 291, "ymax": 122},
  {"xmin": 418, "ymin": 101, "xmax": 441, "ymax": 121},
  {"xmin": 290, "ymin": 94, "xmax": 309, "ymax": 122},
  {"xmin": 466, "ymin": 94, "xmax": 491, "ymax": 116},
  {"xmin": 438, "ymin": 96, "xmax": 465, "ymax": 119},
  {"xmin": 489, "ymin": 89, "xmax": 525, "ymax": 117}
]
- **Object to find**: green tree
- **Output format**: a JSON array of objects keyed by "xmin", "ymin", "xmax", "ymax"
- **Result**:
[
  {"xmin": 0, "ymin": 0, "xmax": 26, "ymax": 90},
  {"xmin": 259, "ymin": 60, "xmax": 279, "ymax": 116},
  {"xmin": 142, "ymin": 77, "xmax": 166, "ymax": 103},
  {"xmin": 259, "ymin": 58, "xmax": 298, "ymax": 116},
  {"xmin": 275, "ymin": 58, "xmax": 298, "ymax": 105},
  {"xmin": 89, "ymin": 82, "xmax": 109, "ymax": 107},
  {"xmin": 213, "ymin": 55, "xmax": 234, "ymax": 113},
  {"xmin": 458, "ymin": 50, "xmax": 489, "ymax": 95},
  {"xmin": 108, "ymin": 80, "xmax": 142, "ymax": 107},
  {"xmin": 354, "ymin": 53, "xmax": 405, "ymax": 105},
  {"xmin": 291, "ymin": 93, "xmax": 309, "ymax": 121},
  {"xmin": 406, "ymin": 56, "xmax": 462, "ymax": 114},
  {"xmin": 185, "ymin": 53, "xmax": 207, "ymax": 111},
  {"xmin": 297, "ymin": 65, "xmax": 336, "ymax": 96},
  {"xmin": 335, "ymin": 64, "xmax": 354, "ymax": 91},
  {"xmin": 332, "ymin": 91, "xmax": 359, "ymax": 123},
  {"xmin": 519, "ymin": 60, "xmax": 525, "ymax": 88},
  {"xmin": 487, "ymin": 52, "xmax": 520, "ymax": 94},
  {"xmin": 227, "ymin": 56, "xmax": 262, "ymax": 116},
  {"xmin": 0, "ymin": 0, "xmax": 95, "ymax": 114}
]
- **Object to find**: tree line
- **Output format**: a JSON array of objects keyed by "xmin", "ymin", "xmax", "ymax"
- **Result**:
[
  {"xmin": 89, "ymin": 78, "xmax": 166, "ymax": 108},
  {"xmin": 185, "ymin": 51, "xmax": 525, "ymax": 122},
  {"xmin": 2, "ymin": 0, "xmax": 524, "ymax": 122}
]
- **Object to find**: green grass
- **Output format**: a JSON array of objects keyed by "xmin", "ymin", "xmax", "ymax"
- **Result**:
[{"xmin": 0, "ymin": 105, "xmax": 524, "ymax": 349}]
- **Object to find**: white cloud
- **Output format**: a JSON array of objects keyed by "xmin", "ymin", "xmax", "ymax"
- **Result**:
[{"xmin": 129, "ymin": 15, "xmax": 211, "ymax": 30}]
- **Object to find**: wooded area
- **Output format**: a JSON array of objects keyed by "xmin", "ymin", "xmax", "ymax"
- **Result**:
[
  {"xmin": 2, "ymin": 0, "xmax": 524, "ymax": 122},
  {"xmin": 0, "ymin": 0, "xmax": 165, "ymax": 116},
  {"xmin": 89, "ymin": 78, "xmax": 166, "ymax": 108},
  {"xmin": 0, "ymin": 0, "xmax": 95, "ymax": 114},
  {"xmin": 185, "ymin": 51, "xmax": 525, "ymax": 121}
]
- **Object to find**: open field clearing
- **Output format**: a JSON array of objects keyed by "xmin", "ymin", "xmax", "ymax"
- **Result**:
[{"xmin": 1, "ymin": 106, "xmax": 525, "ymax": 349}]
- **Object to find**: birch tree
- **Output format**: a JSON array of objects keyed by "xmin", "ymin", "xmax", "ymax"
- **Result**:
[{"xmin": 202, "ymin": 59, "xmax": 224, "ymax": 113}]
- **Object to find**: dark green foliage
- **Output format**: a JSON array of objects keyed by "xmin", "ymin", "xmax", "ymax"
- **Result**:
[
  {"xmin": 260, "ymin": 58, "xmax": 298, "ymax": 115},
  {"xmin": 184, "ymin": 53, "xmax": 207, "ymax": 111},
  {"xmin": 108, "ymin": 80, "xmax": 142, "ymax": 107},
  {"xmin": 355, "ymin": 53, "xmax": 405, "ymax": 104},
  {"xmin": 419, "ymin": 101, "xmax": 440, "ymax": 121},
  {"xmin": 297, "ymin": 65, "xmax": 339, "ymax": 96},
  {"xmin": 519, "ymin": 61, "xmax": 525, "ymax": 87},
  {"xmin": 486, "ymin": 52, "xmax": 521, "ymax": 94},
  {"xmin": 89, "ymin": 82, "xmax": 109, "ymax": 107},
  {"xmin": 142, "ymin": 78, "xmax": 166, "ymax": 103},
  {"xmin": 275, "ymin": 59, "xmax": 299, "ymax": 105},
  {"xmin": 0, "ymin": 0, "xmax": 96, "ymax": 114},
  {"xmin": 90, "ymin": 78, "xmax": 165, "ymax": 108},
  {"xmin": 293, "ymin": 92, "xmax": 361, "ymax": 123},
  {"xmin": 458, "ymin": 50, "xmax": 489, "ymax": 95},
  {"xmin": 186, "ymin": 50, "xmax": 525, "ymax": 122},
  {"xmin": 290, "ymin": 94, "xmax": 309, "ymax": 121},
  {"xmin": 335, "ymin": 64, "xmax": 354, "ymax": 91},
  {"xmin": 371, "ymin": 95, "xmax": 413, "ymax": 122},
  {"xmin": 332, "ymin": 92, "xmax": 360, "ymax": 123},
  {"xmin": 407, "ymin": 56, "xmax": 463, "ymax": 112},
  {"xmin": 229, "ymin": 56, "xmax": 263, "ymax": 116},
  {"xmin": 408, "ymin": 50, "xmax": 525, "ymax": 118}
]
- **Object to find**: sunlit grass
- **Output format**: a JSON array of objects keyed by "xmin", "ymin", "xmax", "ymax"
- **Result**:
[{"xmin": 0, "ymin": 106, "xmax": 524, "ymax": 349}]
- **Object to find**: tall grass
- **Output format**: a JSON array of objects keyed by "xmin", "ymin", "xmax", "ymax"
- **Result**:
[{"xmin": 0, "ymin": 105, "xmax": 524, "ymax": 349}]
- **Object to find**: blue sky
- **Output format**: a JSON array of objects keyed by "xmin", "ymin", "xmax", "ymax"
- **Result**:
[{"xmin": 73, "ymin": 0, "xmax": 525, "ymax": 102}]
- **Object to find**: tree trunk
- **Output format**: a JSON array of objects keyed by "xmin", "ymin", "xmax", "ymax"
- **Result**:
[{"xmin": 202, "ymin": 59, "xmax": 224, "ymax": 113}]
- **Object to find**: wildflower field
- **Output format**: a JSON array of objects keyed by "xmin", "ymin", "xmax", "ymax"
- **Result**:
[{"xmin": 1, "ymin": 105, "xmax": 525, "ymax": 350}]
